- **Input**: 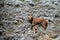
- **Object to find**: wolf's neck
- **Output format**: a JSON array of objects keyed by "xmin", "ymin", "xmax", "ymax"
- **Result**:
[{"xmin": 29, "ymin": 18, "xmax": 33, "ymax": 24}]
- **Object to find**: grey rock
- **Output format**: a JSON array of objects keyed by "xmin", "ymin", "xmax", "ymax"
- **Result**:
[{"xmin": 1, "ymin": 0, "xmax": 60, "ymax": 40}]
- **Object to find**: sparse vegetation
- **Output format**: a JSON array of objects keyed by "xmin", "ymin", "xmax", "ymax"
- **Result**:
[
  {"xmin": 19, "ymin": 0, "xmax": 40, "ymax": 2},
  {"xmin": 32, "ymin": 0, "xmax": 40, "ymax": 2},
  {"xmin": 55, "ymin": 21, "xmax": 60, "ymax": 26},
  {"xmin": 19, "ymin": 0, "xmax": 25, "ymax": 2}
]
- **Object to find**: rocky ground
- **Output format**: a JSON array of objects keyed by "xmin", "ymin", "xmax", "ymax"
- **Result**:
[{"xmin": 0, "ymin": 0, "xmax": 60, "ymax": 40}]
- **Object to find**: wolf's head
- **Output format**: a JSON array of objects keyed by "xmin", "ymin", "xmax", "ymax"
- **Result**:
[{"xmin": 28, "ymin": 14, "xmax": 33, "ymax": 24}]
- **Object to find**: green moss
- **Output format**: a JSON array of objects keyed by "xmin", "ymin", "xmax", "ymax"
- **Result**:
[
  {"xmin": 19, "ymin": 0, "xmax": 25, "ymax": 2},
  {"xmin": 57, "ymin": 32, "xmax": 60, "ymax": 34},
  {"xmin": 55, "ymin": 21, "xmax": 60, "ymax": 26},
  {"xmin": 32, "ymin": 0, "xmax": 40, "ymax": 2},
  {"xmin": 49, "ymin": 38, "xmax": 53, "ymax": 40}
]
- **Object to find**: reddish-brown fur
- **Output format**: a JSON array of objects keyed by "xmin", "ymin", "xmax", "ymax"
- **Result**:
[{"xmin": 28, "ymin": 14, "xmax": 47, "ymax": 33}]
